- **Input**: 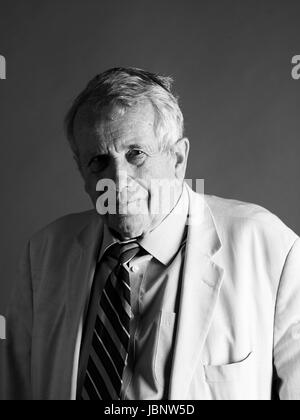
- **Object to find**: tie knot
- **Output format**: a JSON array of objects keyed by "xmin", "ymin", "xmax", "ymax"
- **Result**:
[
  {"xmin": 118, "ymin": 242, "xmax": 140, "ymax": 265},
  {"xmin": 106, "ymin": 241, "xmax": 140, "ymax": 266}
]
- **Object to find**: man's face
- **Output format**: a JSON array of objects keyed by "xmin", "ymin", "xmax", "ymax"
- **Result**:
[{"xmin": 73, "ymin": 100, "xmax": 189, "ymax": 240}]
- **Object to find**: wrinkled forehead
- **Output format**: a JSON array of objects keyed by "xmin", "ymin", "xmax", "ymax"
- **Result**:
[{"xmin": 73, "ymin": 99, "xmax": 156, "ymax": 142}]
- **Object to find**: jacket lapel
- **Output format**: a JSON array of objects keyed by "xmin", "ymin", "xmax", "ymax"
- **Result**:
[
  {"xmin": 66, "ymin": 212, "xmax": 105, "ymax": 399},
  {"xmin": 68, "ymin": 211, "xmax": 105, "ymax": 331},
  {"xmin": 168, "ymin": 186, "xmax": 224, "ymax": 399}
]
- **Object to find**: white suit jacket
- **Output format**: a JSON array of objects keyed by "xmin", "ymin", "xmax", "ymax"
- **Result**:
[{"xmin": 1, "ymin": 184, "xmax": 300, "ymax": 400}]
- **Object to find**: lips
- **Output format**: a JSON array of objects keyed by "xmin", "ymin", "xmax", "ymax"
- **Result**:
[
  {"xmin": 117, "ymin": 198, "xmax": 145, "ymax": 207},
  {"xmin": 117, "ymin": 198, "xmax": 147, "ymax": 214}
]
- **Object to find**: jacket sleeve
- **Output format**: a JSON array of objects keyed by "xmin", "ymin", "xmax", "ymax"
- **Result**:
[
  {"xmin": 274, "ymin": 237, "xmax": 300, "ymax": 400},
  {"xmin": 0, "ymin": 241, "xmax": 33, "ymax": 400}
]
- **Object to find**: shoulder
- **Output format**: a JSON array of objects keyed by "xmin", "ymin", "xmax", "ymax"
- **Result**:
[
  {"xmin": 204, "ymin": 194, "xmax": 299, "ymax": 250},
  {"xmin": 28, "ymin": 209, "xmax": 96, "ymax": 253}
]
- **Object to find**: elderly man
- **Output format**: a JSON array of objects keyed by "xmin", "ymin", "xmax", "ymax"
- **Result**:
[{"xmin": 1, "ymin": 67, "xmax": 300, "ymax": 400}]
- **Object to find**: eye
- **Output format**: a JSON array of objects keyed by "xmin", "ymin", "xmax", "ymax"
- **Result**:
[
  {"xmin": 88, "ymin": 155, "xmax": 110, "ymax": 173},
  {"xmin": 127, "ymin": 149, "xmax": 146, "ymax": 164}
]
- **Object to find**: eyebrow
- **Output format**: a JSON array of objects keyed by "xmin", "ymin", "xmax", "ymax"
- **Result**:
[
  {"xmin": 127, "ymin": 144, "xmax": 145, "ymax": 150},
  {"xmin": 84, "ymin": 141, "xmax": 156, "ymax": 163},
  {"xmin": 127, "ymin": 142, "xmax": 157, "ymax": 153}
]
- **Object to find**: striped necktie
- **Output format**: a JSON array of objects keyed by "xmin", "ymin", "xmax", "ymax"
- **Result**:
[{"xmin": 81, "ymin": 241, "xmax": 140, "ymax": 400}]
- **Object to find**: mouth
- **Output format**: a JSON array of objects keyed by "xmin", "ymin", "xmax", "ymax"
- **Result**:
[
  {"xmin": 116, "ymin": 198, "xmax": 147, "ymax": 215},
  {"xmin": 117, "ymin": 197, "xmax": 146, "ymax": 205}
]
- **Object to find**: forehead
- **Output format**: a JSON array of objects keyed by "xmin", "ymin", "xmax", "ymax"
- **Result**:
[{"xmin": 73, "ymin": 100, "xmax": 157, "ymax": 149}]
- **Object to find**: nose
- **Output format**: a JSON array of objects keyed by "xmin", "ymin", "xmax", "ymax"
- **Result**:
[
  {"xmin": 109, "ymin": 158, "xmax": 147, "ymax": 204},
  {"xmin": 109, "ymin": 158, "xmax": 132, "ymax": 194}
]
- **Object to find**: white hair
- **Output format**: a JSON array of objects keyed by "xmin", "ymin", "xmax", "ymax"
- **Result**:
[{"xmin": 65, "ymin": 67, "xmax": 184, "ymax": 157}]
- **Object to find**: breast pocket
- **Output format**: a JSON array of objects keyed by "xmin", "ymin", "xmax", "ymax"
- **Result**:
[
  {"xmin": 153, "ymin": 311, "xmax": 176, "ymax": 387},
  {"xmin": 203, "ymin": 352, "xmax": 256, "ymax": 400}
]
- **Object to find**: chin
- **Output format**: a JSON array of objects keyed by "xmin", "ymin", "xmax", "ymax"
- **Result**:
[{"xmin": 108, "ymin": 214, "xmax": 148, "ymax": 240}]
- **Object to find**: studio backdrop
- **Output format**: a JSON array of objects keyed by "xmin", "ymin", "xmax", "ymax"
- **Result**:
[{"xmin": 0, "ymin": 0, "xmax": 300, "ymax": 321}]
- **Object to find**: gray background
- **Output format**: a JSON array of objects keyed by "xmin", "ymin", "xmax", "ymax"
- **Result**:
[{"xmin": 0, "ymin": 0, "xmax": 300, "ymax": 317}]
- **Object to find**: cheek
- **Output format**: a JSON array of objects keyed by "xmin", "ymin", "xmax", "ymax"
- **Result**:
[
  {"xmin": 141, "ymin": 156, "xmax": 175, "ymax": 180},
  {"xmin": 143, "ymin": 157, "xmax": 180, "ymax": 212},
  {"xmin": 158, "ymin": 155, "xmax": 175, "ymax": 174},
  {"xmin": 82, "ymin": 172, "xmax": 100, "ymax": 198},
  {"xmin": 130, "ymin": 158, "xmax": 175, "ymax": 202}
]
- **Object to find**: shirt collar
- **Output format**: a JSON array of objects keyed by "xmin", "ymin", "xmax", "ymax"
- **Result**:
[
  {"xmin": 98, "ymin": 224, "xmax": 121, "ymax": 262},
  {"xmin": 98, "ymin": 183, "xmax": 189, "ymax": 266}
]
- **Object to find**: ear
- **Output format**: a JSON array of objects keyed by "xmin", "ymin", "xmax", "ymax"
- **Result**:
[{"xmin": 173, "ymin": 137, "xmax": 190, "ymax": 179}]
